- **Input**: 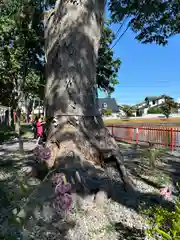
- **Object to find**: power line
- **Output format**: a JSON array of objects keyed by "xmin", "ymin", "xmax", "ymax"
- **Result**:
[
  {"xmin": 109, "ymin": 0, "xmax": 131, "ymax": 49},
  {"xmin": 111, "ymin": 24, "xmax": 130, "ymax": 49},
  {"xmin": 114, "ymin": 15, "xmax": 129, "ymax": 38}
]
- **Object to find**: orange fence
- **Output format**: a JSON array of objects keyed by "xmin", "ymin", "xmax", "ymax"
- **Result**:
[{"xmin": 106, "ymin": 125, "xmax": 180, "ymax": 151}]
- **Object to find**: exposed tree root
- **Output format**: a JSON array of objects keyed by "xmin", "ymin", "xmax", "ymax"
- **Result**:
[{"xmin": 42, "ymin": 116, "xmax": 136, "ymax": 191}]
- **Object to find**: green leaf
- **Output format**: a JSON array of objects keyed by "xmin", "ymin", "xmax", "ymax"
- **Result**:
[
  {"xmin": 19, "ymin": 182, "xmax": 27, "ymax": 195},
  {"xmin": 96, "ymin": 20, "xmax": 121, "ymax": 94},
  {"xmin": 156, "ymin": 229, "xmax": 172, "ymax": 240},
  {"xmin": 110, "ymin": 0, "xmax": 180, "ymax": 45}
]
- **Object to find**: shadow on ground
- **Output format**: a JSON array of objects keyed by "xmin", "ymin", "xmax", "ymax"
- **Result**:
[
  {"xmin": 0, "ymin": 147, "xmax": 76, "ymax": 239},
  {"xmin": 0, "ymin": 124, "xmax": 15, "ymax": 144},
  {"xmin": 118, "ymin": 143, "xmax": 180, "ymax": 192},
  {"xmin": 0, "ymin": 123, "xmax": 33, "ymax": 145},
  {"xmin": 114, "ymin": 222, "xmax": 145, "ymax": 240},
  {"xmin": 0, "ymin": 144, "xmax": 177, "ymax": 239}
]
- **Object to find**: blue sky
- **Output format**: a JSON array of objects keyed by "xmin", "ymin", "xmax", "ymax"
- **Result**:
[{"xmin": 98, "ymin": 8, "xmax": 180, "ymax": 105}]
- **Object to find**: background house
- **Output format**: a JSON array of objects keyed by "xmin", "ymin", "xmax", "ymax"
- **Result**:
[
  {"xmin": 135, "ymin": 95, "xmax": 166, "ymax": 116},
  {"xmin": 145, "ymin": 95, "xmax": 166, "ymax": 107},
  {"xmin": 98, "ymin": 97, "xmax": 119, "ymax": 117},
  {"xmin": 134, "ymin": 101, "xmax": 148, "ymax": 116}
]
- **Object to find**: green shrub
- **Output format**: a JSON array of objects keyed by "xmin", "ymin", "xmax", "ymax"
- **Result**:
[
  {"xmin": 103, "ymin": 108, "xmax": 112, "ymax": 116},
  {"xmin": 144, "ymin": 184, "xmax": 180, "ymax": 240},
  {"xmin": 147, "ymin": 107, "xmax": 163, "ymax": 114}
]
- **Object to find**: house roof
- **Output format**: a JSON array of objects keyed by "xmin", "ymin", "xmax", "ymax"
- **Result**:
[
  {"xmin": 98, "ymin": 98, "xmax": 119, "ymax": 112},
  {"xmin": 145, "ymin": 95, "xmax": 166, "ymax": 101},
  {"xmin": 145, "ymin": 96, "xmax": 158, "ymax": 101}
]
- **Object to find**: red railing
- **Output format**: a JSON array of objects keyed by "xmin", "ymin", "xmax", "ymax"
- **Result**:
[{"xmin": 106, "ymin": 125, "xmax": 180, "ymax": 151}]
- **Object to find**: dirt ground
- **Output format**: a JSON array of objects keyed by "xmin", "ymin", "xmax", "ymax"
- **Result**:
[{"xmin": 0, "ymin": 139, "xmax": 179, "ymax": 239}]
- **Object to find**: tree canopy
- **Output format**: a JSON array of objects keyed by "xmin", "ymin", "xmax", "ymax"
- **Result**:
[
  {"xmin": 0, "ymin": 0, "xmax": 180, "ymax": 108},
  {"xmin": 160, "ymin": 96, "xmax": 178, "ymax": 118},
  {"xmin": 120, "ymin": 104, "xmax": 135, "ymax": 117},
  {"xmin": 0, "ymin": 0, "xmax": 44, "ymax": 107},
  {"xmin": 0, "ymin": 2, "xmax": 121, "ymax": 106},
  {"xmin": 109, "ymin": 0, "xmax": 180, "ymax": 45},
  {"xmin": 97, "ymin": 22, "xmax": 121, "ymax": 94}
]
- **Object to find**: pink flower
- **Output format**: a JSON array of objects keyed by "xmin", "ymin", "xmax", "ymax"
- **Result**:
[
  {"xmin": 52, "ymin": 173, "xmax": 65, "ymax": 186},
  {"xmin": 159, "ymin": 187, "xmax": 172, "ymax": 200},
  {"xmin": 55, "ymin": 182, "xmax": 71, "ymax": 195},
  {"xmin": 34, "ymin": 146, "xmax": 51, "ymax": 161},
  {"xmin": 51, "ymin": 172, "xmax": 72, "ymax": 214},
  {"xmin": 160, "ymin": 187, "xmax": 168, "ymax": 195},
  {"xmin": 40, "ymin": 147, "xmax": 51, "ymax": 160},
  {"xmin": 63, "ymin": 183, "xmax": 71, "ymax": 193},
  {"xmin": 64, "ymin": 193, "xmax": 72, "ymax": 210},
  {"xmin": 53, "ymin": 193, "xmax": 72, "ymax": 212}
]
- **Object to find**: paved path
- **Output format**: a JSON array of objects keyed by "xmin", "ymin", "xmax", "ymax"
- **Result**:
[{"xmin": 0, "ymin": 138, "xmax": 36, "ymax": 156}]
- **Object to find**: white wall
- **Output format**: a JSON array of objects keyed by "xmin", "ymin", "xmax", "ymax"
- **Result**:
[
  {"xmin": 103, "ymin": 113, "xmax": 180, "ymax": 120},
  {"xmin": 130, "ymin": 113, "xmax": 180, "ymax": 119},
  {"xmin": 158, "ymin": 98, "xmax": 165, "ymax": 105},
  {"xmin": 143, "ymin": 108, "xmax": 148, "ymax": 115},
  {"xmin": 148, "ymin": 98, "xmax": 165, "ymax": 107}
]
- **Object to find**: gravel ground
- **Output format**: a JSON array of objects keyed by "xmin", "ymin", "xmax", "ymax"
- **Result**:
[
  {"xmin": 0, "ymin": 140, "xmax": 178, "ymax": 240},
  {"xmin": 65, "ymin": 168, "xmax": 154, "ymax": 240}
]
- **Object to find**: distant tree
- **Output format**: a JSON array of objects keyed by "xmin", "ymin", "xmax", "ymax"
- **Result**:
[
  {"xmin": 0, "ymin": 0, "xmax": 44, "ymax": 152},
  {"xmin": 120, "ymin": 105, "xmax": 135, "ymax": 117},
  {"xmin": 160, "ymin": 96, "xmax": 178, "ymax": 118}
]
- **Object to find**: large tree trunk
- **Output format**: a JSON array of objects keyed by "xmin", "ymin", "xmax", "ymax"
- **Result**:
[{"xmin": 45, "ymin": 0, "xmax": 134, "ymax": 190}]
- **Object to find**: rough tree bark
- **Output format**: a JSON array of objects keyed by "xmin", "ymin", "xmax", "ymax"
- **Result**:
[{"xmin": 45, "ymin": 0, "xmax": 135, "ymax": 190}]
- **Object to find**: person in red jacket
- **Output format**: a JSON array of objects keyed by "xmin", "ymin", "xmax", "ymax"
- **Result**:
[
  {"xmin": 14, "ymin": 112, "xmax": 17, "ymax": 122},
  {"xmin": 36, "ymin": 117, "xmax": 45, "ymax": 145}
]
